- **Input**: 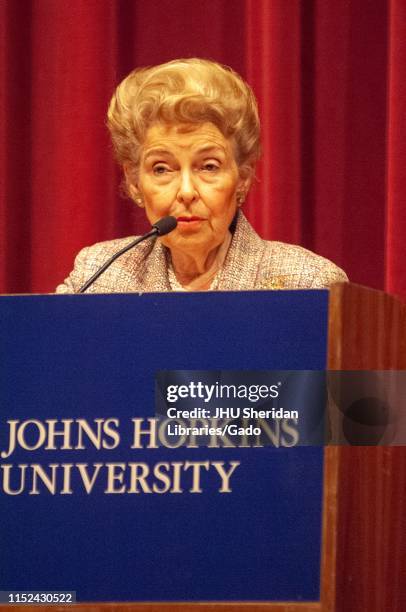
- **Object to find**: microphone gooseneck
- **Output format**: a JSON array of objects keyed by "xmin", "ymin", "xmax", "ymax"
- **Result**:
[{"xmin": 77, "ymin": 215, "xmax": 177, "ymax": 293}]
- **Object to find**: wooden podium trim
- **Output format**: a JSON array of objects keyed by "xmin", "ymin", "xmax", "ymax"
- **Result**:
[
  {"xmin": 319, "ymin": 448, "xmax": 339, "ymax": 612},
  {"xmin": 326, "ymin": 282, "xmax": 406, "ymax": 612}
]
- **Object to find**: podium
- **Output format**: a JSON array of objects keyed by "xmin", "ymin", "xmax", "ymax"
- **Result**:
[{"xmin": 0, "ymin": 283, "xmax": 405, "ymax": 611}]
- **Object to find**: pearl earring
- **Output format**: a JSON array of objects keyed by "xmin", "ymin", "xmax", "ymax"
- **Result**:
[
  {"xmin": 236, "ymin": 191, "xmax": 246, "ymax": 206},
  {"xmin": 130, "ymin": 186, "xmax": 144, "ymax": 207}
]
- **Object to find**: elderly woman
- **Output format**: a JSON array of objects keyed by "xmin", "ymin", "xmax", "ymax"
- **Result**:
[{"xmin": 56, "ymin": 58, "xmax": 347, "ymax": 294}]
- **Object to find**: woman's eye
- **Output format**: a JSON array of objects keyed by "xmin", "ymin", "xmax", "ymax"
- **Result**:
[
  {"xmin": 201, "ymin": 162, "xmax": 220, "ymax": 172},
  {"xmin": 153, "ymin": 165, "xmax": 170, "ymax": 175}
]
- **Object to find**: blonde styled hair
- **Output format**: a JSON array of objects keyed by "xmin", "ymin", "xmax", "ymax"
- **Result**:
[{"xmin": 107, "ymin": 58, "xmax": 261, "ymax": 179}]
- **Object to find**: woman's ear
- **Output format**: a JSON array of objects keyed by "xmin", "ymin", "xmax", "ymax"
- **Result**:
[
  {"xmin": 237, "ymin": 161, "xmax": 256, "ymax": 202},
  {"xmin": 123, "ymin": 162, "xmax": 138, "ymax": 191},
  {"xmin": 123, "ymin": 163, "xmax": 144, "ymax": 207}
]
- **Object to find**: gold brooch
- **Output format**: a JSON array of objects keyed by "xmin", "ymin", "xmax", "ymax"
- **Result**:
[{"xmin": 260, "ymin": 276, "xmax": 286, "ymax": 290}]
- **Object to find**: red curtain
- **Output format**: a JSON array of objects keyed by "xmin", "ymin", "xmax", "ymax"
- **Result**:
[
  {"xmin": 246, "ymin": 0, "xmax": 406, "ymax": 300},
  {"xmin": 1, "ymin": 0, "xmax": 405, "ymax": 298},
  {"xmin": 387, "ymin": 0, "xmax": 406, "ymax": 298}
]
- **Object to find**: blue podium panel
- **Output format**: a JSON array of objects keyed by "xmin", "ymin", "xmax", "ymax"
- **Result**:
[{"xmin": 0, "ymin": 291, "xmax": 329, "ymax": 602}]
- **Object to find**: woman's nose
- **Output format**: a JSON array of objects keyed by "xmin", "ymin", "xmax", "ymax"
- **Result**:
[{"xmin": 176, "ymin": 170, "xmax": 198, "ymax": 204}]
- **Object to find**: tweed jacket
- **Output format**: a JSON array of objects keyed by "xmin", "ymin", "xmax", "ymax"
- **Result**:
[{"xmin": 56, "ymin": 212, "xmax": 348, "ymax": 294}]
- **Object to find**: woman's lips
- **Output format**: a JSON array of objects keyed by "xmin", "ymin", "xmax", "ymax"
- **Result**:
[
  {"xmin": 176, "ymin": 216, "xmax": 204, "ymax": 222},
  {"xmin": 176, "ymin": 216, "xmax": 205, "ymax": 229}
]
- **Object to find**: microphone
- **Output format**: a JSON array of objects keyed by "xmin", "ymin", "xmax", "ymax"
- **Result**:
[
  {"xmin": 77, "ymin": 215, "xmax": 177, "ymax": 293},
  {"xmin": 152, "ymin": 216, "xmax": 177, "ymax": 236}
]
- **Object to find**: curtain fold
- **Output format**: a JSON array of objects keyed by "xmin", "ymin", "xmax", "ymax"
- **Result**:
[
  {"xmin": 0, "ymin": 0, "xmax": 405, "ymax": 298},
  {"xmin": 386, "ymin": 0, "xmax": 406, "ymax": 299},
  {"xmin": 245, "ymin": 0, "xmax": 302, "ymax": 245}
]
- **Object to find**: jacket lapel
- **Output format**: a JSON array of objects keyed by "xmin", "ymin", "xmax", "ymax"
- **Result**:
[{"xmin": 217, "ymin": 212, "xmax": 266, "ymax": 290}]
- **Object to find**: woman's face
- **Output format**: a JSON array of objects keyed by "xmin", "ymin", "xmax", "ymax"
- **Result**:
[{"xmin": 130, "ymin": 122, "xmax": 248, "ymax": 255}]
